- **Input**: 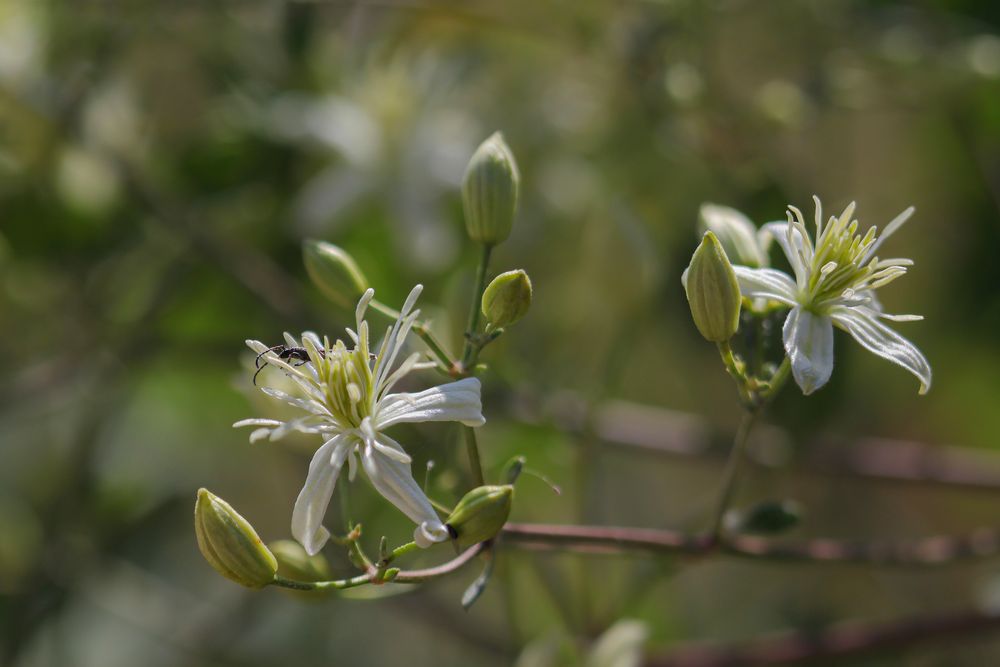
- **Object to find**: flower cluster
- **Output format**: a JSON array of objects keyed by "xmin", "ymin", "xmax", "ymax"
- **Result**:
[{"xmin": 235, "ymin": 285, "xmax": 485, "ymax": 554}]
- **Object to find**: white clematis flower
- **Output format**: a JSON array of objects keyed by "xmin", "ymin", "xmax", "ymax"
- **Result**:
[
  {"xmin": 732, "ymin": 196, "xmax": 931, "ymax": 395},
  {"xmin": 235, "ymin": 285, "xmax": 485, "ymax": 555}
]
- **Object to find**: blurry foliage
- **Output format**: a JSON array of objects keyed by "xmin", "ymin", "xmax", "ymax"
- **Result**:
[{"xmin": 4, "ymin": 0, "xmax": 1000, "ymax": 665}]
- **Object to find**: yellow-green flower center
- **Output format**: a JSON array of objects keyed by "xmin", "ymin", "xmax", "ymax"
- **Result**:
[
  {"xmin": 791, "ymin": 203, "xmax": 909, "ymax": 312},
  {"xmin": 804, "ymin": 218, "xmax": 877, "ymax": 308},
  {"xmin": 311, "ymin": 338, "xmax": 374, "ymax": 428}
]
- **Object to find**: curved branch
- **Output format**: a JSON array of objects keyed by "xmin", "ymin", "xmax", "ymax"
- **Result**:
[
  {"xmin": 273, "ymin": 543, "xmax": 485, "ymax": 591},
  {"xmin": 393, "ymin": 543, "xmax": 485, "ymax": 582}
]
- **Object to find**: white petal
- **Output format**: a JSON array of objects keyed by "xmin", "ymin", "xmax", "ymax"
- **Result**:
[
  {"xmin": 862, "ymin": 206, "xmax": 915, "ymax": 263},
  {"xmin": 371, "ymin": 434, "xmax": 413, "ymax": 464},
  {"xmin": 699, "ymin": 203, "xmax": 766, "ymax": 267},
  {"xmin": 877, "ymin": 312, "xmax": 923, "ymax": 322},
  {"xmin": 292, "ymin": 435, "xmax": 351, "ymax": 556},
  {"xmin": 249, "ymin": 428, "xmax": 273, "ymax": 443},
  {"xmin": 375, "ymin": 377, "xmax": 485, "ymax": 430},
  {"xmin": 253, "ymin": 352, "xmax": 313, "ymax": 384},
  {"xmin": 347, "ymin": 447, "xmax": 359, "ymax": 481},
  {"xmin": 829, "ymin": 305, "xmax": 931, "ymax": 394},
  {"xmin": 246, "ymin": 339, "xmax": 270, "ymax": 354},
  {"xmin": 372, "ymin": 288, "xmax": 423, "ymax": 393},
  {"xmin": 783, "ymin": 307, "xmax": 835, "ymax": 395},
  {"xmin": 260, "ymin": 386, "xmax": 330, "ymax": 417},
  {"xmin": 267, "ymin": 414, "xmax": 327, "ymax": 441},
  {"xmin": 414, "ymin": 520, "xmax": 450, "ymax": 548},
  {"xmin": 732, "ymin": 266, "xmax": 799, "ymax": 306},
  {"xmin": 283, "ymin": 371, "xmax": 327, "ymax": 404},
  {"xmin": 400, "ymin": 284, "xmax": 423, "ymax": 316},
  {"xmin": 377, "ymin": 351, "xmax": 422, "ymax": 399},
  {"xmin": 233, "ymin": 418, "xmax": 282, "ymax": 428},
  {"xmin": 361, "ymin": 444, "xmax": 443, "ymax": 547},
  {"xmin": 301, "ymin": 331, "xmax": 322, "ymax": 349},
  {"xmin": 355, "ymin": 288, "xmax": 375, "ymax": 330},
  {"xmin": 756, "ymin": 226, "xmax": 774, "ymax": 259},
  {"xmin": 762, "ymin": 221, "xmax": 809, "ymax": 287},
  {"xmin": 374, "ymin": 309, "xmax": 420, "ymax": 393}
]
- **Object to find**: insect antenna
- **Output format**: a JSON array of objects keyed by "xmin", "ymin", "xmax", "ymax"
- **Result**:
[{"xmin": 253, "ymin": 345, "xmax": 286, "ymax": 386}]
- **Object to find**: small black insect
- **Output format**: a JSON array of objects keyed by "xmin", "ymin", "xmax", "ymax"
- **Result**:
[
  {"xmin": 252, "ymin": 343, "xmax": 379, "ymax": 385},
  {"xmin": 253, "ymin": 345, "xmax": 319, "ymax": 385}
]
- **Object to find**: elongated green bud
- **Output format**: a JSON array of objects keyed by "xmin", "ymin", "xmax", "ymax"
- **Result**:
[
  {"xmin": 303, "ymin": 240, "xmax": 369, "ymax": 308},
  {"xmin": 683, "ymin": 232, "xmax": 741, "ymax": 342},
  {"xmin": 462, "ymin": 132, "xmax": 520, "ymax": 245},
  {"xmin": 195, "ymin": 489, "xmax": 277, "ymax": 588},
  {"xmin": 482, "ymin": 269, "xmax": 532, "ymax": 328},
  {"xmin": 269, "ymin": 539, "xmax": 331, "ymax": 582},
  {"xmin": 445, "ymin": 485, "xmax": 513, "ymax": 548}
]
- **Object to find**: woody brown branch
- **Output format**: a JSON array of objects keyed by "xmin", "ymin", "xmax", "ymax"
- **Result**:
[{"xmin": 501, "ymin": 522, "xmax": 1000, "ymax": 566}]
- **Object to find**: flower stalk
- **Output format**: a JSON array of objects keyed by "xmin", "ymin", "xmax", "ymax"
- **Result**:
[
  {"xmin": 461, "ymin": 243, "xmax": 494, "ymax": 372},
  {"xmin": 457, "ymin": 243, "xmax": 494, "ymax": 485},
  {"xmin": 705, "ymin": 410, "xmax": 757, "ymax": 544},
  {"xmin": 367, "ymin": 299, "xmax": 458, "ymax": 376}
]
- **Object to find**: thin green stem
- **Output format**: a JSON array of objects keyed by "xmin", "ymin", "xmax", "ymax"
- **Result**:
[
  {"xmin": 349, "ymin": 534, "xmax": 373, "ymax": 570},
  {"xmin": 270, "ymin": 543, "xmax": 486, "ymax": 592},
  {"xmin": 429, "ymin": 497, "xmax": 455, "ymax": 515},
  {"xmin": 414, "ymin": 323, "xmax": 459, "ymax": 374},
  {"xmin": 455, "ymin": 245, "xmax": 493, "ymax": 487},
  {"xmin": 464, "ymin": 425, "xmax": 485, "ymax": 487},
  {"xmin": 706, "ymin": 409, "xmax": 757, "ymax": 543},
  {"xmin": 761, "ymin": 356, "xmax": 792, "ymax": 403},
  {"xmin": 461, "ymin": 243, "xmax": 493, "ymax": 370},
  {"xmin": 368, "ymin": 299, "xmax": 401, "ymax": 320},
  {"xmin": 717, "ymin": 340, "xmax": 750, "ymax": 405},
  {"xmin": 369, "ymin": 299, "xmax": 456, "ymax": 373},
  {"xmin": 389, "ymin": 540, "xmax": 420, "ymax": 561},
  {"xmin": 273, "ymin": 573, "xmax": 371, "ymax": 591}
]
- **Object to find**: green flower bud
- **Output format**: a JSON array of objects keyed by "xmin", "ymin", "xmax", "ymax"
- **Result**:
[
  {"xmin": 698, "ymin": 204, "xmax": 769, "ymax": 268},
  {"xmin": 481, "ymin": 269, "xmax": 532, "ymax": 328},
  {"xmin": 683, "ymin": 232, "xmax": 741, "ymax": 342},
  {"xmin": 445, "ymin": 485, "xmax": 513, "ymax": 549},
  {"xmin": 462, "ymin": 132, "xmax": 520, "ymax": 245},
  {"xmin": 194, "ymin": 488, "xmax": 277, "ymax": 589},
  {"xmin": 302, "ymin": 240, "xmax": 369, "ymax": 308},
  {"xmin": 268, "ymin": 539, "xmax": 331, "ymax": 582}
]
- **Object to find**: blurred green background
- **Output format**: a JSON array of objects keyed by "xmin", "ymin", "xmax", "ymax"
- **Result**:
[{"xmin": 5, "ymin": 0, "xmax": 1000, "ymax": 665}]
